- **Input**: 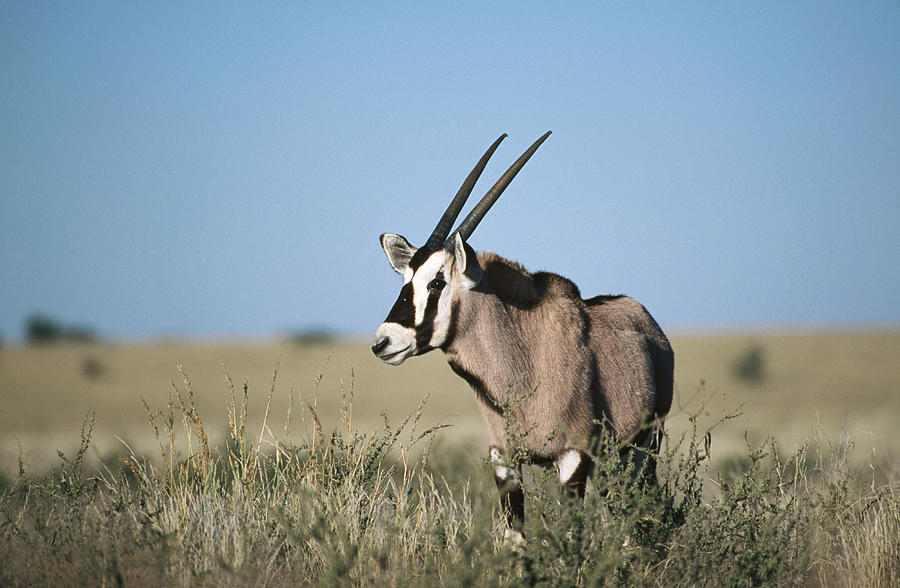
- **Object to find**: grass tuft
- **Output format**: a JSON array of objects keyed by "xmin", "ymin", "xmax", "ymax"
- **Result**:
[{"xmin": 0, "ymin": 361, "xmax": 897, "ymax": 586}]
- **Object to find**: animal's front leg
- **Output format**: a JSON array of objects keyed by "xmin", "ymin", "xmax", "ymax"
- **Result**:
[
  {"xmin": 556, "ymin": 448, "xmax": 592, "ymax": 500},
  {"xmin": 490, "ymin": 446, "xmax": 525, "ymax": 546}
]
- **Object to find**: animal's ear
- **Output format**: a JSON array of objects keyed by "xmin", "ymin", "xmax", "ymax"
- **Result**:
[
  {"xmin": 452, "ymin": 232, "xmax": 482, "ymax": 288},
  {"xmin": 380, "ymin": 233, "xmax": 417, "ymax": 275}
]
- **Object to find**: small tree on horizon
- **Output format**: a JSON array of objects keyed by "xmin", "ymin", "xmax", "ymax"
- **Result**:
[{"xmin": 24, "ymin": 314, "xmax": 97, "ymax": 344}]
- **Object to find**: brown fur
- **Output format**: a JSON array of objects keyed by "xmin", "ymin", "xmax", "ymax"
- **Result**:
[{"xmin": 442, "ymin": 251, "xmax": 674, "ymax": 463}]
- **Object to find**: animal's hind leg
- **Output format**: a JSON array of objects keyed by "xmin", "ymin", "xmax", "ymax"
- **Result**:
[
  {"xmin": 620, "ymin": 422, "xmax": 662, "ymax": 487},
  {"xmin": 643, "ymin": 423, "xmax": 664, "ymax": 486},
  {"xmin": 557, "ymin": 448, "xmax": 592, "ymax": 500},
  {"xmin": 490, "ymin": 446, "xmax": 525, "ymax": 545}
]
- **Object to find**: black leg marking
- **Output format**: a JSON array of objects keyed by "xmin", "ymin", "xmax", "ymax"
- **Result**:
[
  {"xmin": 490, "ymin": 447, "xmax": 524, "ymax": 532},
  {"xmin": 496, "ymin": 479, "xmax": 525, "ymax": 530},
  {"xmin": 557, "ymin": 449, "xmax": 592, "ymax": 500}
]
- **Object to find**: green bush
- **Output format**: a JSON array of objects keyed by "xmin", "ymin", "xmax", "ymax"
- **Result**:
[
  {"xmin": 25, "ymin": 315, "xmax": 63, "ymax": 343},
  {"xmin": 24, "ymin": 314, "xmax": 97, "ymax": 344},
  {"xmin": 288, "ymin": 327, "xmax": 336, "ymax": 345},
  {"xmin": 80, "ymin": 355, "xmax": 105, "ymax": 380},
  {"xmin": 731, "ymin": 342, "xmax": 766, "ymax": 384}
]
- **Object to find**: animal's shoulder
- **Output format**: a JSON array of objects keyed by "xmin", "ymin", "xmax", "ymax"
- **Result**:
[{"xmin": 477, "ymin": 251, "xmax": 582, "ymax": 305}]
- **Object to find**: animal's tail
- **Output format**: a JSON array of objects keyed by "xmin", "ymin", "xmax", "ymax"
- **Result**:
[{"xmin": 620, "ymin": 417, "xmax": 664, "ymax": 487}]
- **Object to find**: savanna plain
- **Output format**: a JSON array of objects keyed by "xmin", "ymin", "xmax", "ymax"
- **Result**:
[{"xmin": 1, "ymin": 330, "xmax": 898, "ymax": 586}]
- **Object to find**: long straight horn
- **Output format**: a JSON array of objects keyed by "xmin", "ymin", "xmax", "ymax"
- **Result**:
[
  {"xmin": 452, "ymin": 130, "xmax": 551, "ymax": 243},
  {"xmin": 424, "ymin": 134, "xmax": 508, "ymax": 250}
]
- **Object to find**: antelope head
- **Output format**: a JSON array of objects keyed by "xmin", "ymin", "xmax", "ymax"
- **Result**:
[{"xmin": 372, "ymin": 131, "xmax": 551, "ymax": 365}]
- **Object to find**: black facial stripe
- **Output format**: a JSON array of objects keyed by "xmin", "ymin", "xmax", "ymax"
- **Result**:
[
  {"xmin": 415, "ymin": 286, "xmax": 442, "ymax": 351},
  {"xmin": 384, "ymin": 281, "xmax": 415, "ymax": 328},
  {"xmin": 428, "ymin": 271, "xmax": 446, "ymax": 291},
  {"xmin": 408, "ymin": 247, "xmax": 435, "ymax": 271},
  {"xmin": 440, "ymin": 298, "xmax": 459, "ymax": 350}
]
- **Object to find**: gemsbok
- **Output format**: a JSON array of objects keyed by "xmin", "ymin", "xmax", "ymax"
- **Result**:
[{"xmin": 372, "ymin": 132, "xmax": 674, "ymax": 544}]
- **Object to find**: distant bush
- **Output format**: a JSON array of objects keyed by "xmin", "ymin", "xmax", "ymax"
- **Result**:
[
  {"xmin": 80, "ymin": 355, "xmax": 105, "ymax": 380},
  {"xmin": 289, "ymin": 327, "xmax": 335, "ymax": 344},
  {"xmin": 25, "ymin": 315, "xmax": 61, "ymax": 343},
  {"xmin": 731, "ymin": 342, "xmax": 766, "ymax": 384},
  {"xmin": 24, "ymin": 315, "xmax": 97, "ymax": 344}
]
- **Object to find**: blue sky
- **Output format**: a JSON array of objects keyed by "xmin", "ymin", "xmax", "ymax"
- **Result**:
[{"xmin": 1, "ymin": 2, "xmax": 898, "ymax": 341}]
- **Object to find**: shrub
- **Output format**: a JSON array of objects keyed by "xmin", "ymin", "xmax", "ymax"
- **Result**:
[
  {"xmin": 24, "ymin": 314, "xmax": 97, "ymax": 344},
  {"xmin": 80, "ymin": 355, "xmax": 105, "ymax": 380},
  {"xmin": 731, "ymin": 342, "xmax": 766, "ymax": 384},
  {"xmin": 289, "ymin": 327, "xmax": 335, "ymax": 345},
  {"xmin": 25, "ymin": 314, "xmax": 63, "ymax": 343}
]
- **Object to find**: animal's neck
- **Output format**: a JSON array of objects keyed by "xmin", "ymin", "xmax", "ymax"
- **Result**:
[{"xmin": 442, "ymin": 287, "xmax": 533, "ymax": 410}]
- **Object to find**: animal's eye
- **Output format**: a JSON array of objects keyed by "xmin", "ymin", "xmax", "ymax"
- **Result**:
[{"xmin": 427, "ymin": 278, "xmax": 446, "ymax": 292}]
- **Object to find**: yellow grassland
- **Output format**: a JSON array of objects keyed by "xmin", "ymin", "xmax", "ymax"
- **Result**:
[{"xmin": 1, "ymin": 330, "xmax": 898, "ymax": 477}]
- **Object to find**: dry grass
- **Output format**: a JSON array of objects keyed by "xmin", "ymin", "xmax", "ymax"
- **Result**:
[
  {"xmin": 1, "ymin": 330, "xmax": 899, "ymax": 586},
  {"xmin": 2, "ymin": 330, "xmax": 898, "ymax": 479},
  {"xmin": 1, "ymin": 353, "xmax": 897, "ymax": 586},
  {"xmin": 669, "ymin": 331, "xmax": 900, "ymax": 461}
]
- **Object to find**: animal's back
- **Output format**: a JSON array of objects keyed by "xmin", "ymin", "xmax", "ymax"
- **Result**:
[
  {"xmin": 475, "ymin": 251, "xmax": 673, "ymax": 448},
  {"xmin": 583, "ymin": 295, "xmax": 674, "ymax": 440}
]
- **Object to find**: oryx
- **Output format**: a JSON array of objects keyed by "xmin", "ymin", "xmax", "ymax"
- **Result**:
[{"xmin": 372, "ymin": 132, "xmax": 674, "ymax": 543}]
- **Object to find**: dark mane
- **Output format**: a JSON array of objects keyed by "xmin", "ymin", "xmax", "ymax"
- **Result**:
[
  {"xmin": 584, "ymin": 294, "xmax": 627, "ymax": 306},
  {"xmin": 477, "ymin": 251, "xmax": 581, "ymax": 305}
]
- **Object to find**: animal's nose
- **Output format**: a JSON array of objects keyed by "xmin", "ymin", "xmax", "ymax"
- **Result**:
[{"xmin": 371, "ymin": 336, "xmax": 390, "ymax": 356}]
